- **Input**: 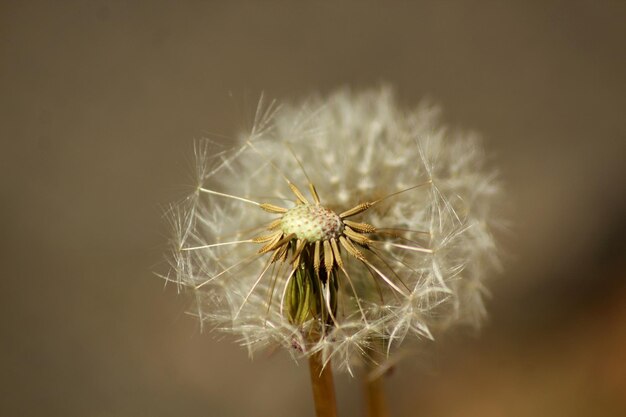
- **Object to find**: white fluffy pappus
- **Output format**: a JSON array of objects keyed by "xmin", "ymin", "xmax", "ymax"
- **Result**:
[{"xmin": 165, "ymin": 87, "xmax": 502, "ymax": 374}]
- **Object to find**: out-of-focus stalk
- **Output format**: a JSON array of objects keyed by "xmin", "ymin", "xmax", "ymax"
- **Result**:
[{"xmin": 364, "ymin": 371, "xmax": 389, "ymax": 417}]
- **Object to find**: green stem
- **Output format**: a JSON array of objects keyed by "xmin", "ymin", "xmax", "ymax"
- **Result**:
[{"xmin": 308, "ymin": 351, "xmax": 338, "ymax": 417}]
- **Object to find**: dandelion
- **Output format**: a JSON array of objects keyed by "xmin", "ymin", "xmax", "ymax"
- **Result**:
[{"xmin": 165, "ymin": 87, "xmax": 502, "ymax": 417}]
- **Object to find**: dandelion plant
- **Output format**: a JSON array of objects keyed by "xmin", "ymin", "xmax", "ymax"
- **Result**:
[{"xmin": 165, "ymin": 87, "xmax": 502, "ymax": 417}]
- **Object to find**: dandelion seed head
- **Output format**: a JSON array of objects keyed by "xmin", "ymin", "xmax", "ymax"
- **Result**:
[
  {"xmin": 166, "ymin": 86, "xmax": 503, "ymax": 372},
  {"xmin": 280, "ymin": 204, "xmax": 344, "ymax": 242}
]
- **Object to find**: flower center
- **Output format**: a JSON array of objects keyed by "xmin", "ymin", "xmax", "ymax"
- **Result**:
[{"xmin": 281, "ymin": 204, "xmax": 344, "ymax": 242}]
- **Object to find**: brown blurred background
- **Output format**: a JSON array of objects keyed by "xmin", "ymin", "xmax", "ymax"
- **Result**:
[{"xmin": 2, "ymin": 1, "xmax": 625, "ymax": 416}]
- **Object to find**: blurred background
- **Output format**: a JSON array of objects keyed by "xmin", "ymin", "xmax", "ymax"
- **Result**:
[{"xmin": 2, "ymin": 1, "xmax": 625, "ymax": 416}]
